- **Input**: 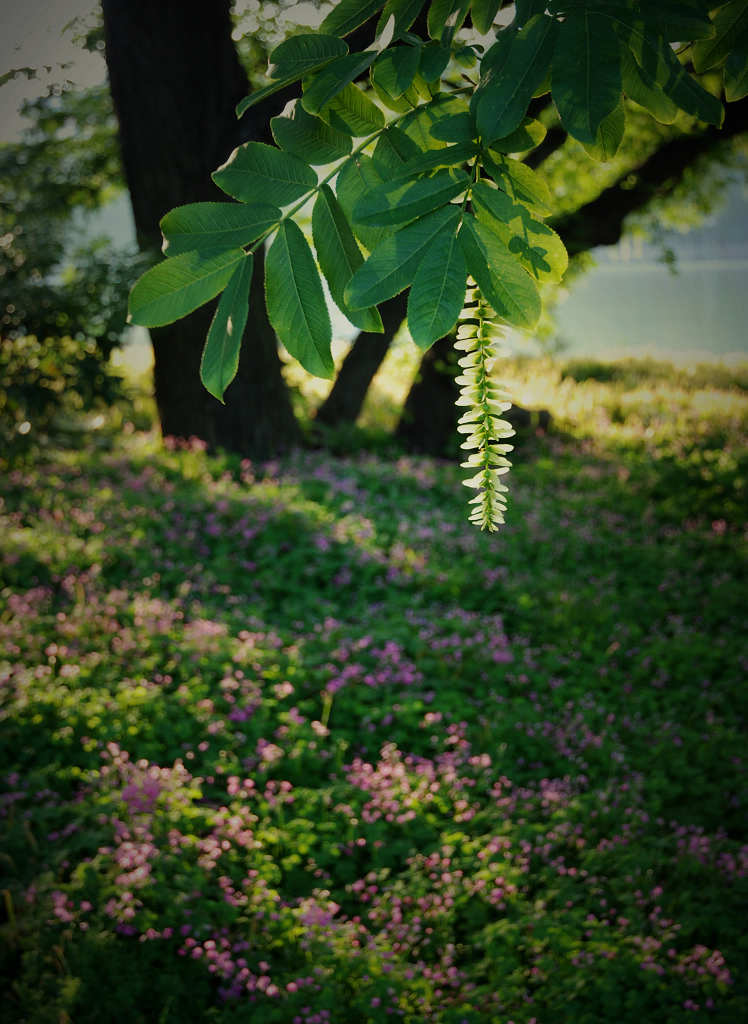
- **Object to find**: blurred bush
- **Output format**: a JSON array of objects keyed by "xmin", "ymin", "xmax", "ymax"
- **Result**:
[{"xmin": 0, "ymin": 334, "xmax": 132, "ymax": 463}]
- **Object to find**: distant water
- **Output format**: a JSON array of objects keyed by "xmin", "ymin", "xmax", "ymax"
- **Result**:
[
  {"xmin": 554, "ymin": 260, "xmax": 748, "ymax": 364},
  {"xmin": 86, "ymin": 192, "xmax": 748, "ymax": 368}
]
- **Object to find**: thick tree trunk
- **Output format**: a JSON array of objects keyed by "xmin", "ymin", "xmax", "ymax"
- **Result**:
[
  {"xmin": 101, "ymin": 0, "xmax": 299, "ymax": 458},
  {"xmin": 314, "ymin": 293, "xmax": 408, "ymax": 427},
  {"xmin": 394, "ymin": 335, "xmax": 459, "ymax": 455}
]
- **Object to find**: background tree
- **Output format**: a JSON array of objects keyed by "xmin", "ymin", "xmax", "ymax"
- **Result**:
[{"xmin": 100, "ymin": 0, "xmax": 301, "ymax": 458}]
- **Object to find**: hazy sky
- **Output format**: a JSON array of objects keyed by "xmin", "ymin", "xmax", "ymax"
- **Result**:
[{"xmin": 0, "ymin": 0, "xmax": 105, "ymax": 140}]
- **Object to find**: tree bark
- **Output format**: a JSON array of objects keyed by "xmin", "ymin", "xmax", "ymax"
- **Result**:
[
  {"xmin": 394, "ymin": 334, "xmax": 459, "ymax": 455},
  {"xmin": 101, "ymin": 0, "xmax": 300, "ymax": 458},
  {"xmin": 314, "ymin": 293, "xmax": 408, "ymax": 427}
]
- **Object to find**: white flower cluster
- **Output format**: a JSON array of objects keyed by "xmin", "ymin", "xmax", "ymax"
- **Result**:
[{"xmin": 455, "ymin": 283, "xmax": 515, "ymax": 531}]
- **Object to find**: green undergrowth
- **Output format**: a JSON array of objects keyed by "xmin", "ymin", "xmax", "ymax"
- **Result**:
[{"xmin": 1, "ymin": 360, "xmax": 746, "ymax": 1022}]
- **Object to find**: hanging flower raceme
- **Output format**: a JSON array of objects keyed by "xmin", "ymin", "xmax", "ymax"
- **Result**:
[{"xmin": 455, "ymin": 283, "xmax": 515, "ymax": 532}]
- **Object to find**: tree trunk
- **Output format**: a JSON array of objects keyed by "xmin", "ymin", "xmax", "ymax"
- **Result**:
[
  {"xmin": 315, "ymin": 293, "xmax": 408, "ymax": 427},
  {"xmin": 394, "ymin": 334, "xmax": 459, "ymax": 455},
  {"xmin": 101, "ymin": 0, "xmax": 299, "ymax": 458}
]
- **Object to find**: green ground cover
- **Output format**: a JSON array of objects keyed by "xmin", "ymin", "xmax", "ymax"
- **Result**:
[{"xmin": 1, "ymin": 360, "xmax": 746, "ymax": 1022}]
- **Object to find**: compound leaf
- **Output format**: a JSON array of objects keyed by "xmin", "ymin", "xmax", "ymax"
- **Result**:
[
  {"xmin": 160, "ymin": 202, "xmax": 280, "ymax": 256},
  {"xmin": 212, "ymin": 142, "xmax": 317, "ymax": 207},
  {"xmin": 200, "ymin": 254, "xmax": 253, "ymax": 402},
  {"xmin": 129, "ymin": 248, "xmax": 245, "ymax": 327},
  {"xmin": 265, "ymin": 221, "xmax": 333, "ymax": 379}
]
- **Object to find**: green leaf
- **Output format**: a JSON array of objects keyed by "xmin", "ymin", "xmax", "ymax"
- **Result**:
[
  {"xmin": 236, "ymin": 76, "xmax": 300, "ymax": 117},
  {"xmin": 371, "ymin": 46, "xmax": 421, "ymax": 99},
  {"xmin": 459, "ymin": 214, "xmax": 541, "ymax": 329},
  {"xmin": 265, "ymin": 221, "xmax": 333, "ymax": 379},
  {"xmin": 212, "ymin": 142, "xmax": 317, "ymax": 207},
  {"xmin": 401, "ymin": 140, "xmax": 478, "ymax": 174},
  {"xmin": 407, "ymin": 224, "xmax": 466, "ymax": 347},
  {"xmin": 160, "ymin": 202, "xmax": 280, "ymax": 256},
  {"xmin": 515, "ymin": 0, "xmax": 546, "ymax": 26},
  {"xmin": 128, "ymin": 249, "xmax": 245, "ymax": 328},
  {"xmin": 482, "ymin": 154, "xmax": 552, "ymax": 214},
  {"xmin": 475, "ymin": 14, "xmax": 557, "ymax": 143},
  {"xmin": 322, "ymin": 81, "xmax": 386, "ymax": 135},
  {"xmin": 620, "ymin": 44, "xmax": 678, "ymax": 124},
  {"xmin": 552, "ymin": 11, "xmax": 622, "ymax": 144},
  {"xmin": 200, "ymin": 254, "xmax": 253, "ymax": 402},
  {"xmin": 581, "ymin": 97, "xmax": 625, "ymax": 161},
  {"xmin": 420, "ymin": 41, "xmax": 451, "ymax": 81},
  {"xmin": 490, "ymin": 117, "xmax": 547, "ymax": 154},
  {"xmin": 725, "ymin": 49, "xmax": 748, "ymax": 101},
  {"xmin": 622, "ymin": 22, "xmax": 724, "ymax": 124},
  {"xmin": 471, "ymin": 0, "xmax": 501, "ymax": 35},
  {"xmin": 430, "ymin": 112, "xmax": 475, "ymax": 142},
  {"xmin": 354, "ymin": 168, "xmax": 469, "ymax": 226},
  {"xmin": 321, "ymin": 0, "xmax": 387, "ymax": 37},
  {"xmin": 480, "ymin": 25, "xmax": 518, "ymax": 77},
  {"xmin": 271, "ymin": 103, "xmax": 352, "ymax": 165},
  {"xmin": 345, "ymin": 204, "xmax": 461, "ymax": 308},
  {"xmin": 301, "ymin": 52, "xmax": 378, "ymax": 115},
  {"xmin": 312, "ymin": 185, "xmax": 383, "ymax": 333},
  {"xmin": 377, "ymin": 0, "xmax": 427, "ymax": 40},
  {"xmin": 427, "ymin": 0, "xmax": 465, "ymax": 40},
  {"xmin": 693, "ymin": 0, "xmax": 748, "ymax": 72},
  {"xmin": 471, "ymin": 181, "xmax": 567, "ymax": 284},
  {"xmin": 371, "ymin": 126, "xmax": 422, "ymax": 176},
  {"xmin": 336, "ymin": 156, "xmax": 392, "ymax": 252},
  {"xmin": 641, "ymin": 0, "xmax": 715, "ymax": 42},
  {"xmin": 402, "ymin": 94, "xmax": 467, "ymax": 149},
  {"xmin": 269, "ymin": 34, "xmax": 349, "ymax": 78}
]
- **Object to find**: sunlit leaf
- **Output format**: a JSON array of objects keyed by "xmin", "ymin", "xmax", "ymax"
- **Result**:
[
  {"xmin": 407, "ymin": 223, "xmax": 466, "ymax": 347},
  {"xmin": 336, "ymin": 156, "xmax": 392, "ymax": 252},
  {"xmin": 346, "ymin": 204, "xmax": 460, "ymax": 308},
  {"xmin": 371, "ymin": 45, "xmax": 421, "ymax": 99},
  {"xmin": 212, "ymin": 142, "xmax": 317, "ymax": 207},
  {"xmin": 312, "ymin": 185, "xmax": 383, "ymax": 333},
  {"xmin": 621, "ymin": 21, "xmax": 723, "ymax": 124},
  {"xmin": 269, "ymin": 33, "xmax": 348, "ymax": 79},
  {"xmin": 129, "ymin": 249, "xmax": 245, "ymax": 327},
  {"xmin": 471, "ymin": 181, "xmax": 567, "ymax": 283},
  {"xmin": 371, "ymin": 126, "xmax": 422, "ymax": 176},
  {"xmin": 482, "ymin": 154, "xmax": 551, "ymax": 214},
  {"xmin": 692, "ymin": 0, "xmax": 748, "ymax": 72},
  {"xmin": 160, "ymin": 202, "xmax": 280, "ymax": 256},
  {"xmin": 459, "ymin": 214, "xmax": 541, "ymax": 329},
  {"xmin": 620, "ymin": 44, "xmax": 678, "ymax": 124},
  {"xmin": 581, "ymin": 97, "xmax": 625, "ymax": 161},
  {"xmin": 489, "ymin": 117, "xmax": 547, "ymax": 154},
  {"xmin": 265, "ymin": 221, "xmax": 333, "ymax": 379},
  {"xmin": 301, "ymin": 52, "xmax": 378, "ymax": 115},
  {"xmin": 354, "ymin": 168, "xmax": 469, "ymax": 226},
  {"xmin": 321, "ymin": 0, "xmax": 387, "ymax": 37},
  {"xmin": 471, "ymin": 0, "xmax": 501, "ymax": 35},
  {"xmin": 200, "ymin": 254, "xmax": 253, "ymax": 402},
  {"xmin": 322, "ymin": 81, "xmax": 386, "ymax": 135},
  {"xmin": 271, "ymin": 103, "xmax": 352, "ymax": 165},
  {"xmin": 430, "ymin": 112, "xmax": 475, "ymax": 142}
]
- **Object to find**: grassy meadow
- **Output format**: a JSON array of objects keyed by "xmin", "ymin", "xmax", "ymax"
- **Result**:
[{"xmin": 1, "ymin": 354, "xmax": 746, "ymax": 1022}]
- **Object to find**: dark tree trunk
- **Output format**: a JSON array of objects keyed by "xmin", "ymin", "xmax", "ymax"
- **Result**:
[
  {"xmin": 101, "ymin": 0, "xmax": 299, "ymax": 458},
  {"xmin": 394, "ymin": 335, "xmax": 459, "ymax": 455},
  {"xmin": 315, "ymin": 293, "xmax": 408, "ymax": 427}
]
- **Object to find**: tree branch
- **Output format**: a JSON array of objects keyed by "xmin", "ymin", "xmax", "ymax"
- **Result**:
[{"xmin": 554, "ymin": 99, "xmax": 748, "ymax": 256}]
